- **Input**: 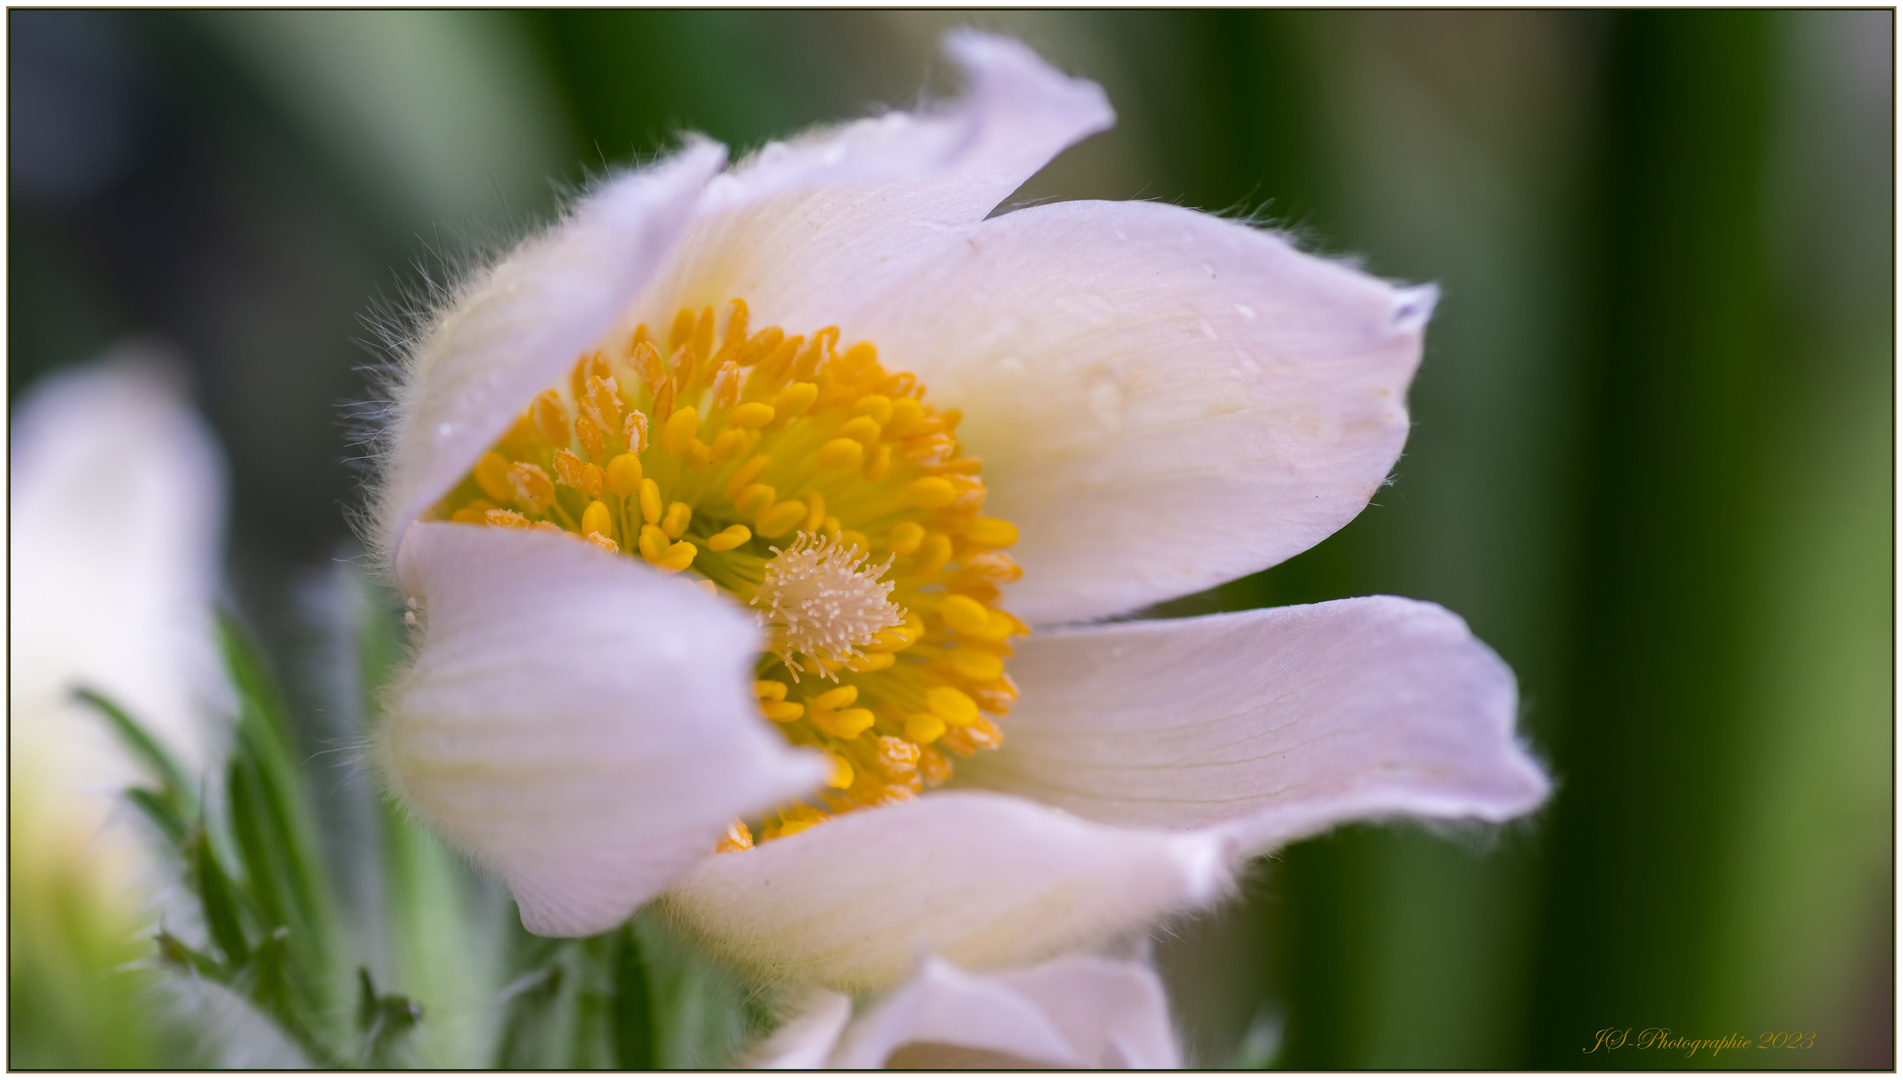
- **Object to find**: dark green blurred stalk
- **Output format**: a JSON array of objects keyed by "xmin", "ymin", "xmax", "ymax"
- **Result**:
[{"xmin": 1524, "ymin": 11, "xmax": 1780, "ymax": 1066}]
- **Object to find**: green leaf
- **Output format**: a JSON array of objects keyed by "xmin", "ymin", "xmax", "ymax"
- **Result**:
[
  {"xmin": 189, "ymin": 828, "xmax": 249, "ymax": 970},
  {"xmin": 492, "ymin": 960, "xmax": 568, "ymax": 1069},
  {"xmin": 355, "ymin": 967, "xmax": 424, "ymax": 1067},
  {"xmin": 72, "ymin": 685, "xmax": 195, "ymax": 816},
  {"xmin": 245, "ymin": 927, "xmax": 334, "ymax": 1067},
  {"xmin": 123, "ymin": 787, "xmax": 189, "ymax": 847},
  {"xmin": 214, "ymin": 612, "xmax": 347, "ymax": 1036},
  {"xmin": 154, "ymin": 930, "xmax": 223, "ymax": 980},
  {"xmin": 612, "ymin": 922, "xmax": 656, "ymax": 1070}
]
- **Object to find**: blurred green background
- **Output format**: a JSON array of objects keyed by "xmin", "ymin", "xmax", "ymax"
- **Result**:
[{"xmin": 10, "ymin": 9, "xmax": 1891, "ymax": 1069}]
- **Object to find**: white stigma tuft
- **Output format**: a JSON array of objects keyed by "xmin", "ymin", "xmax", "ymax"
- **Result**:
[{"xmin": 752, "ymin": 533, "xmax": 903, "ymax": 679}]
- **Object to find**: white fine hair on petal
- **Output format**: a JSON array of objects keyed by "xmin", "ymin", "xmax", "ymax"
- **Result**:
[{"xmin": 366, "ymin": 139, "xmax": 728, "ymax": 570}]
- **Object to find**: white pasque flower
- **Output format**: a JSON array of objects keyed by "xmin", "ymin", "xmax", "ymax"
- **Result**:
[
  {"xmin": 371, "ymin": 31, "xmax": 1549, "ymax": 993},
  {"xmin": 750, "ymin": 953, "xmax": 1178, "ymax": 1069},
  {"xmin": 10, "ymin": 347, "xmax": 228, "ymax": 894}
]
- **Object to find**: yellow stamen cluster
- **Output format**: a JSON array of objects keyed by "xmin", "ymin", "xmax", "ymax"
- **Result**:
[{"xmin": 430, "ymin": 300, "xmax": 1024, "ymax": 843}]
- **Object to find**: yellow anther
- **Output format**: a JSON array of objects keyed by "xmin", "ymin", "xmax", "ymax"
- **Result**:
[
  {"xmin": 960, "ymin": 551, "xmax": 1022, "ymax": 583},
  {"xmin": 755, "ymin": 680, "xmax": 788, "ymax": 701},
  {"xmin": 473, "ymin": 452, "xmax": 515, "ymax": 505},
  {"xmin": 919, "ymin": 745, "xmax": 952, "ymax": 785},
  {"xmin": 904, "ymin": 714, "xmax": 947, "ymax": 745},
  {"xmin": 499, "ymin": 411, "xmax": 548, "ymax": 462},
  {"xmin": 813, "ymin": 707, "xmax": 876, "ymax": 739},
  {"xmin": 837, "ymin": 415, "xmax": 882, "ymax": 445},
  {"xmin": 715, "ymin": 820, "xmax": 753, "ymax": 853},
  {"xmin": 586, "ymin": 532, "xmax": 618, "ymax": 555},
  {"xmin": 730, "ymin": 401, "xmax": 775, "ymax": 429},
  {"xmin": 710, "ymin": 427, "xmax": 748, "ymax": 462},
  {"xmin": 713, "ymin": 363, "xmax": 742, "ymax": 409},
  {"xmin": 625, "ymin": 411, "xmax": 650, "ymax": 454},
  {"xmin": 803, "ymin": 491, "xmax": 826, "ymax": 532},
  {"xmin": 846, "ymin": 651, "xmax": 895, "ymax": 673},
  {"xmin": 772, "ymin": 382, "xmax": 819, "ymax": 417},
  {"xmin": 662, "ymin": 501, "xmax": 693, "ymax": 540},
  {"xmin": 708, "ymin": 524, "xmax": 751, "ymax": 551},
  {"xmin": 669, "ymin": 308, "xmax": 697, "ymax": 353},
  {"xmin": 865, "ymin": 622, "xmax": 915, "ymax": 653},
  {"xmin": 639, "ymin": 478, "xmax": 663, "ymax": 525},
  {"xmin": 664, "ymin": 407, "xmax": 700, "ymax": 456},
  {"xmin": 926, "ymin": 686, "xmax": 980, "ymax": 727},
  {"xmin": 575, "ymin": 412, "xmax": 608, "ymax": 462},
  {"xmin": 725, "ymin": 454, "xmax": 773, "ymax": 500},
  {"xmin": 811, "ymin": 685, "xmax": 859, "ymax": 711},
  {"xmin": 947, "ymin": 648, "xmax": 1005, "ymax": 681},
  {"xmin": 734, "ymin": 482, "xmax": 777, "ymax": 517},
  {"xmin": 638, "ymin": 524, "xmax": 669, "ymax": 561},
  {"xmin": 725, "ymin": 298, "xmax": 749, "ymax": 348},
  {"xmin": 451, "ymin": 506, "xmax": 487, "ymax": 524},
  {"xmin": 839, "ymin": 529, "xmax": 870, "ymax": 556},
  {"xmin": 851, "ymin": 394, "xmax": 893, "ymax": 426},
  {"xmin": 553, "ymin": 449, "xmax": 604, "ymax": 498},
  {"xmin": 821, "ymin": 515, "xmax": 842, "ymax": 539},
  {"xmin": 886, "ymin": 521, "xmax": 925, "ymax": 556},
  {"xmin": 760, "ymin": 699, "xmax": 805, "ymax": 723},
  {"xmin": 767, "ymin": 804, "xmax": 829, "ymax": 839},
  {"xmin": 508, "ymin": 462, "xmax": 555, "ymax": 513},
  {"xmin": 656, "ymin": 541, "xmax": 696, "ymax": 573},
  {"xmin": 582, "ymin": 375, "xmax": 623, "ymax": 445},
  {"xmin": 885, "ymin": 396, "xmax": 926, "ymax": 437},
  {"xmin": 484, "ymin": 508, "xmax": 529, "ymax": 529},
  {"xmin": 916, "ymin": 533, "xmax": 954, "ymax": 576},
  {"xmin": 964, "ymin": 517, "xmax": 1019, "ymax": 548},
  {"xmin": 875, "ymin": 736, "xmax": 920, "ymax": 776},
  {"xmin": 581, "ymin": 500, "xmax": 613, "ymax": 539},
  {"xmin": 864, "ymin": 442, "xmax": 892, "ymax": 482},
  {"xmin": 691, "ymin": 305, "xmax": 715, "ymax": 361},
  {"xmin": 907, "ymin": 476, "xmax": 958, "ymax": 509},
  {"xmin": 631, "ymin": 339, "xmax": 665, "ymax": 389},
  {"xmin": 818, "ymin": 438, "xmax": 865, "ymax": 470},
  {"xmin": 756, "ymin": 500, "xmax": 808, "ymax": 539},
  {"xmin": 683, "ymin": 440, "xmax": 713, "ymax": 470},
  {"xmin": 826, "ymin": 754, "xmax": 854, "ymax": 790},
  {"xmin": 605, "ymin": 453, "xmax": 643, "ymax": 496},
  {"xmin": 986, "ymin": 610, "xmax": 1021, "ymax": 641},
  {"xmin": 526, "ymin": 390, "xmax": 568, "ymax": 446},
  {"xmin": 941, "ymin": 595, "xmax": 994, "ymax": 638}
]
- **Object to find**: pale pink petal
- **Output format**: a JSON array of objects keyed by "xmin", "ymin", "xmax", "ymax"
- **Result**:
[
  {"xmin": 627, "ymin": 31, "xmax": 1113, "ymax": 339},
  {"xmin": 10, "ymin": 349, "xmax": 230, "ymax": 904},
  {"xmin": 850, "ymin": 199, "xmax": 1434, "ymax": 625},
  {"xmin": 830, "ymin": 954, "xmax": 1181, "ymax": 1069},
  {"xmin": 660, "ymin": 791, "xmax": 1231, "ymax": 991},
  {"xmin": 377, "ymin": 140, "xmax": 726, "ymax": 556},
  {"xmin": 378, "ymin": 522, "xmax": 829, "ymax": 936},
  {"xmin": 958, "ymin": 597, "xmax": 1549, "ymax": 852},
  {"xmin": 10, "ymin": 348, "xmax": 228, "ymax": 777}
]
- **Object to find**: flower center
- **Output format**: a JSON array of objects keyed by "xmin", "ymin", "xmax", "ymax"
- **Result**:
[{"xmin": 428, "ymin": 300, "xmax": 1022, "ymax": 844}]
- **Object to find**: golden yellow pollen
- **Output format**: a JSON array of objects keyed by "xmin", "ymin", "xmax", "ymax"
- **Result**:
[
  {"xmin": 605, "ymin": 452, "xmax": 643, "ymax": 495},
  {"xmin": 428, "ymin": 299, "xmax": 1024, "ymax": 841}
]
